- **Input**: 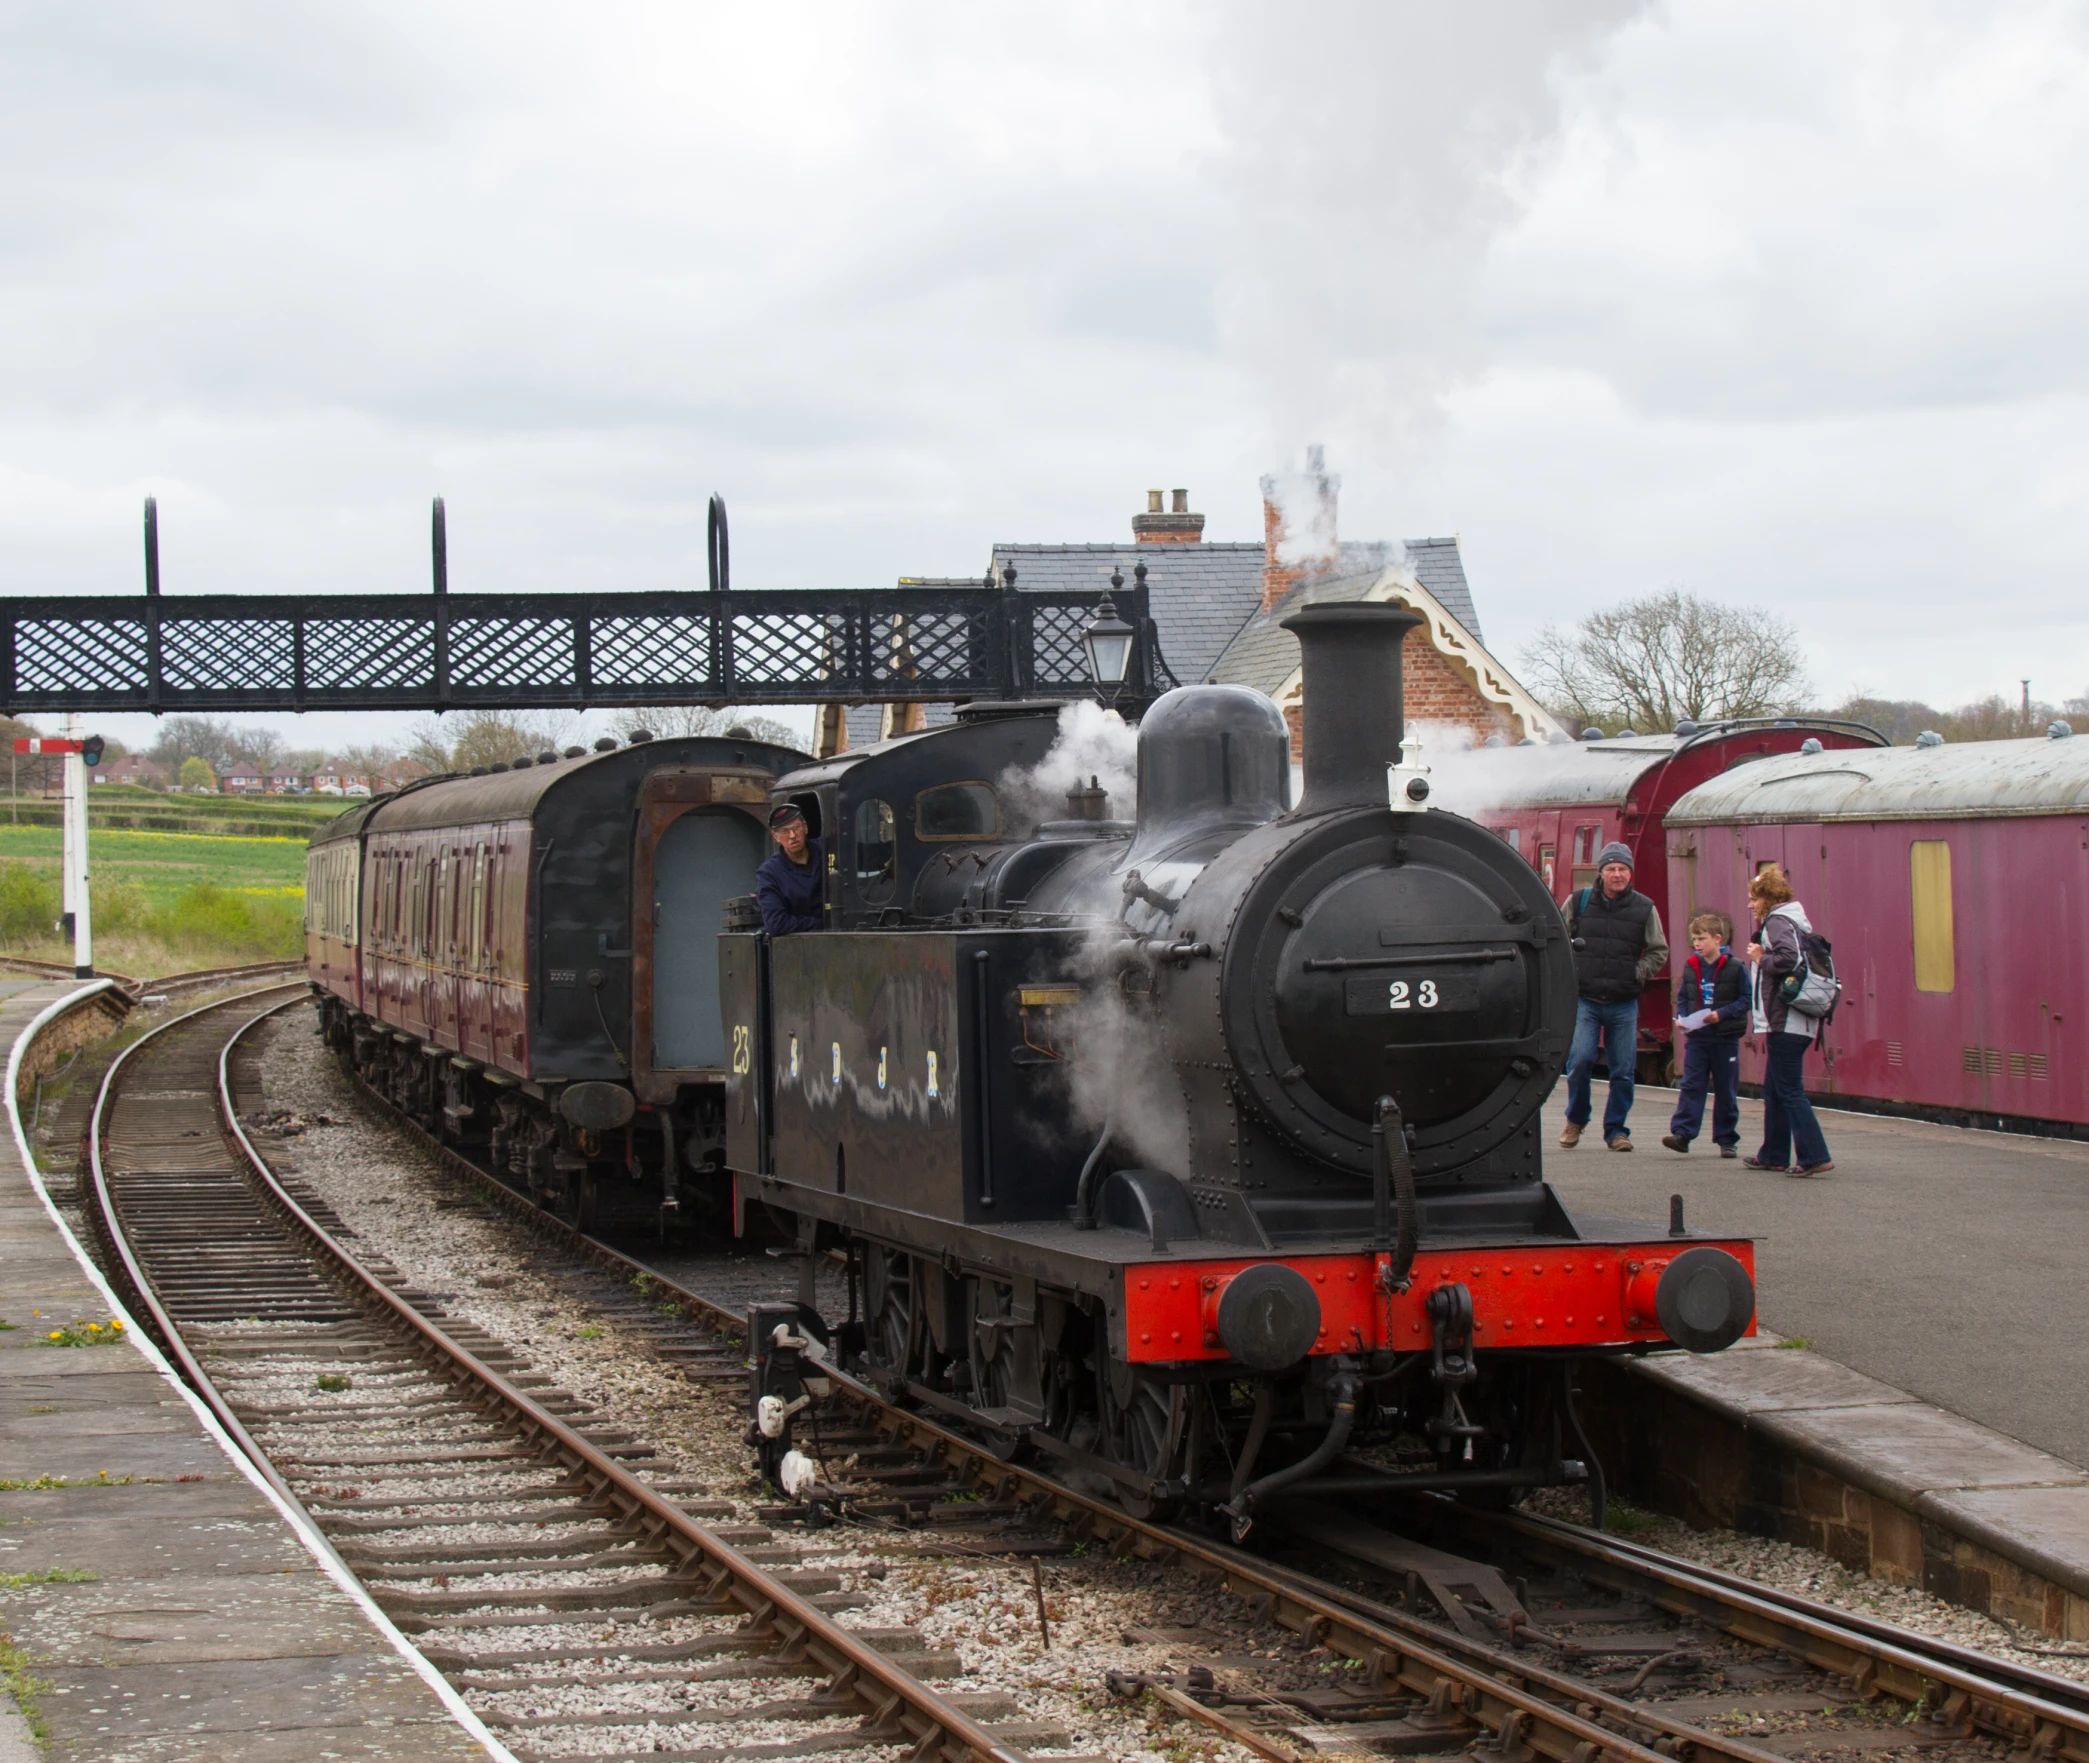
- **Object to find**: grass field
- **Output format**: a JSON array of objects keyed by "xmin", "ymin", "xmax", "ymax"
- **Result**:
[
  {"xmin": 1, "ymin": 783, "xmax": 353, "ymax": 839},
  {"xmin": 0, "ymin": 824, "xmax": 309, "ymax": 970},
  {"xmin": 0, "ymin": 825, "xmax": 308, "ymax": 908}
]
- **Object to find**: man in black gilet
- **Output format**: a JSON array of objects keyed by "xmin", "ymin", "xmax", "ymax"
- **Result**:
[{"xmin": 1560, "ymin": 841, "xmax": 1668, "ymax": 1152}]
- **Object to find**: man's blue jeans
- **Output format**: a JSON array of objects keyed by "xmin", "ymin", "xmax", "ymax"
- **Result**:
[{"xmin": 1565, "ymin": 996, "xmax": 1641, "ymax": 1142}]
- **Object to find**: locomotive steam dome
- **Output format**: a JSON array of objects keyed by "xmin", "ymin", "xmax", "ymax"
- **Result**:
[
  {"xmin": 1126, "ymin": 684, "xmax": 1291, "ymax": 863},
  {"xmin": 1155, "ymin": 603, "xmax": 1574, "ymax": 1181}
]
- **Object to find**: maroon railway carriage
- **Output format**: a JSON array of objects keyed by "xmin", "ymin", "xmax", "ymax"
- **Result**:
[
  {"xmin": 306, "ymin": 730, "xmax": 805, "ymax": 1226},
  {"xmin": 1664, "ymin": 732, "xmax": 2089, "ymax": 1132},
  {"xmin": 1459, "ymin": 720, "xmax": 1885, "ymax": 1076}
]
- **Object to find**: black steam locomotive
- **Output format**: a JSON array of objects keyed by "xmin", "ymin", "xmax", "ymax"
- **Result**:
[{"xmin": 730, "ymin": 605, "xmax": 1756, "ymax": 1523}]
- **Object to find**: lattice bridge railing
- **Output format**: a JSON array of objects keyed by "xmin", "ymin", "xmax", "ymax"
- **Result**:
[{"xmin": 0, "ymin": 585, "xmax": 1151, "ymax": 714}]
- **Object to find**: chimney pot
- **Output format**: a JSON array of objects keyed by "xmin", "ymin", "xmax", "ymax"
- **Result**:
[{"xmin": 1132, "ymin": 486, "xmax": 1205, "ymax": 544}]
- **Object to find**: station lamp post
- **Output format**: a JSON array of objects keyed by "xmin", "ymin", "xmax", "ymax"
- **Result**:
[{"xmin": 1083, "ymin": 583, "xmax": 1137, "ymax": 708}]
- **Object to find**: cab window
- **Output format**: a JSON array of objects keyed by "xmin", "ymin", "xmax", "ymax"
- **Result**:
[
  {"xmin": 854, "ymin": 798, "xmax": 897, "ymax": 902},
  {"xmin": 915, "ymin": 781, "xmax": 999, "ymax": 841}
]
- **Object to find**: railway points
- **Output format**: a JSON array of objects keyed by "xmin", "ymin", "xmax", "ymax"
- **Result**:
[
  {"xmin": 1550, "ymin": 1081, "xmax": 2089, "ymax": 1637},
  {"xmin": 0, "ymin": 977, "xmax": 495, "ymax": 1760}
]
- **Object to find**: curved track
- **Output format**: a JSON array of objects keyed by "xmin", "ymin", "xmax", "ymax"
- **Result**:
[
  {"xmin": 84, "ymin": 986, "xmax": 1036, "ymax": 1763},
  {"xmin": 324, "ymin": 998, "xmax": 2089, "ymax": 1763}
]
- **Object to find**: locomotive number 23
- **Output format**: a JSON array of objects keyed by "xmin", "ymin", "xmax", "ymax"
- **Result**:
[
  {"xmin": 730, "ymin": 1024, "xmax": 752, "ymax": 1074},
  {"xmin": 1344, "ymin": 971, "xmax": 1478, "ymax": 1017}
]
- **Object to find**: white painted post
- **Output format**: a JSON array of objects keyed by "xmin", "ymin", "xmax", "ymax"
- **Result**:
[
  {"xmin": 68, "ymin": 743, "xmax": 91, "ymax": 977},
  {"xmin": 59, "ymin": 715, "xmax": 77, "ymax": 940}
]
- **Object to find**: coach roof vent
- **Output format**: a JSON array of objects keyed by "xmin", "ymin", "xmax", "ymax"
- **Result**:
[{"xmin": 594, "ymin": 736, "xmax": 619, "ymax": 752}]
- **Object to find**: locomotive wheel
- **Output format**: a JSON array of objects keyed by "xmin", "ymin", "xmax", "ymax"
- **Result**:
[
  {"xmin": 965, "ymin": 1277, "xmax": 1028, "ymax": 1461},
  {"xmin": 565, "ymin": 1169, "xmax": 600, "ymax": 1234},
  {"xmin": 864, "ymin": 1246, "xmax": 917, "ymax": 1382},
  {"xmin": 1102, "ymin": 1363, "xmax": 1191, "ymax": 1521}
]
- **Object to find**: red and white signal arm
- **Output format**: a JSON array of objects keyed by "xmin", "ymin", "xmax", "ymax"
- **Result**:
[{"xmin": 12, "ymin": 738, "xmax": 84, "ymax": 754}]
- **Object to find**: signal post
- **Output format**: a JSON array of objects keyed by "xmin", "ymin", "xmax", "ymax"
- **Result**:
[{"xmin": 12, "ymin": 732, "xmax": 102, "ymax": 977}]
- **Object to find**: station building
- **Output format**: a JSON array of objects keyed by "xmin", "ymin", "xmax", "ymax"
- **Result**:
[{"xmin": 825, "ymin": 448, "xmax": 1558, "ymax": 756}]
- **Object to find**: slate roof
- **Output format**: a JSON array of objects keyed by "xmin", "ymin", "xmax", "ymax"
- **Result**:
[
  {"xmin": 829, "ymin": 533, "xmax": 1484, "ymax": 754},
  {"xmin": 988, "ymin": 543, "xmax": 1268, "ymax": 689},
  {"xmin": 1402, "ymin": 538, "xmax": 1481, "ymax": 639},
  {"xmin": 1206, "ymin": 568, "xmax": 1388, "ymax": 696},
  {"xmin": 988, "ymin": 535, "xmax": 1480, "ymax": 694}
]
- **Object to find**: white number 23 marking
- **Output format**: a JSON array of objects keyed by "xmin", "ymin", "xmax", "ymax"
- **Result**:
[{"xmin": 1388, "ymin": 980, "xmax": 1440, "ymax": 1010}]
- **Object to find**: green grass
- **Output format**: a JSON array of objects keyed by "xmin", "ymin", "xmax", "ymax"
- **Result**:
[
  {"xmin": 0, "ymin": 1473, "xmax": 132, "ymax": 1490},
  {"xmin": 0, "ymin": 822, "xmax": 309, "ymax": 968},
  {"xmin": 35, "ymin": 1319, "xmax": 127, "ymax": 1349},
  {"xmin": 0, "ymin": 824, "xmax": 307, "ymax": 911},
  {"xmin": 0, "ymin": 1628, "xmax": 49, "ymax": 1743},
  {"xmin": 0, "ymin": 1570, "xmax": 95, "ymax": 1589},
  {"xmin": 1, "ymin": 783, "xmax": 352, "ymax": 839}
]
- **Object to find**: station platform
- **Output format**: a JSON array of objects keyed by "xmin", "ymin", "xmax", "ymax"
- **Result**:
[
  {"xmin": 1551, "ymin": 1081, "xmax": 2089, "ymax": 1638},
  {"xmin": 0, "ymin": 979, "xmax": 498, "ymax": 1761}
]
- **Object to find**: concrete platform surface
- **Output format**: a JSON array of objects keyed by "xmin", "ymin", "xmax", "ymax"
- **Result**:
[
  {"xmin": 1, "ymin": 979, "xmax": 499, "ymax": 1762},
  {"xmin": 1547, "ymin": 1080, "xmax": 2089, "ymax": 1468}
]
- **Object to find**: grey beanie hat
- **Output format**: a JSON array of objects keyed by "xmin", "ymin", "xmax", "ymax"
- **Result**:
[{"xmin": 1596, "ymin": 841, "xmax": 1634, "ymax": 870}]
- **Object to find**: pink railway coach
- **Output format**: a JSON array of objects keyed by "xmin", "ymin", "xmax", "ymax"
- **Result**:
[
  {"xmin": 1662, "ymin": 732, "xmax": 2089, "ymax": 1132},
  {"xmin": 1461, "ymin": 719, "xmax": 1884, "ymax": 1077}
]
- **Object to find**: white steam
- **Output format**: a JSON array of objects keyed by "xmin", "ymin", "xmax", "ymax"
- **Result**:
[
  {"xmin": 1000, "ymin": 699, "xmax": 1192, "ymax": 1179},
  {"xmin": 1203, "ymin": 1, "xmax": 1650, "ymax": 456},
  {"xmin": 997, "ymin": 699, "xmax": 1138, "ymax": 830},
  {"xmin": 1286, "ymin": 718, "xmax": 1585, "ymax": 821},
  {"xmin": 1410, "ymin": 721, "xmax": 1596, "ymax": 820},
  {"xmin": 1060, "ymin": 938, "xmax": 1195, "ymax": 1180}
]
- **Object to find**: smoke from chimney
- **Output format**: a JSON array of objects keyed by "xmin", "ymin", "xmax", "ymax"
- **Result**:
[{"xmin": 1260, "ymin": 443, "xmax": 1339, "ymax": 609}]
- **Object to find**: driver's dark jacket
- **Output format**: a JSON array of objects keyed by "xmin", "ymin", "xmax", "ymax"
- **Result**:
[{"xmin": 756, "ymin": 839, "xmax": 824, "ymax": 934}]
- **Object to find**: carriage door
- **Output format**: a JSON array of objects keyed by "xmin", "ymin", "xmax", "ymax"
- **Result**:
[{"xmin": 651, "ymin": 808, "xmax": 770, "ymax": 1070}]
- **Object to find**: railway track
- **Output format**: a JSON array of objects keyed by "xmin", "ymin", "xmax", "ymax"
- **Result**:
[
  {"xmin": 0, "ymin": 953, "xmax": 301, "ymax": 996},
  {"xmin": 296, "ymin": 998, "xmax": 2089, "ymax": 1763},
  {"xmin": 82, "ymin": 985, "xmax": 1055, "ymax": 1763}
]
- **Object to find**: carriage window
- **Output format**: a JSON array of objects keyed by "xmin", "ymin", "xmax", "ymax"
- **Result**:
[
  {"xmin": 1910, "ymin": 840, "xmax": 1954, "ymax": 993},
  {"xmin": 1574, "ymin": 825, "xmax": 1598, "ymax": 865},
  {"xmin": 469, "ymin": 845, "xmax": 488, "ymax": 968},
  {"xmin": 915, "ymin": 781, "xmax": 999, "ymax": 841},
  {"xmin": 1503, "ymin": 826, "xmax": 1521, "ymax": 853},
  {"xmin": 854, "ymin": 798, "xmax": 897, "ymax": 902}
]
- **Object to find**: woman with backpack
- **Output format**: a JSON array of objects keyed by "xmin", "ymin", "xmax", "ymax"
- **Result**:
[{"xmin": 1745, "ymin": 864, "xmax": 1834, "ymax": 1175}]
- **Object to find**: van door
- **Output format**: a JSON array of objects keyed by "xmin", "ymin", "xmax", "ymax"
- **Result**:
[{"xmin": 651, "ymin": 808, "xmax": 770, "ymax": 1069}]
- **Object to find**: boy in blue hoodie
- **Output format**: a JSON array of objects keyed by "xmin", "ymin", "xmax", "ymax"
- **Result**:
[{"xmin": 1662, "ymin": 912, "xmax": 1749, "ymax": 1157}]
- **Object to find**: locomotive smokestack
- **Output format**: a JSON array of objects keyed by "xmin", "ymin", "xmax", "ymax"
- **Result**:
[{"xmin": 1283, "ymin": 602, "xmax": 1426, "ymax": 814}]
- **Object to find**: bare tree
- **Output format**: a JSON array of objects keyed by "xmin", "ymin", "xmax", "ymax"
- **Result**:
[
  {"xmin": 609, "ymin": 705, "xmax": 801, "ymax": 749},
  {"xmin": 1520, "ymin": 590, "xmax": 1810, "ymax": 734},
  {"xmin": 407, "ymin": 710, "xmax": 585, "ymax": 773},
  {"xmin": 148, "ymin": 715, "xmax": 242, "ymax": 776}
]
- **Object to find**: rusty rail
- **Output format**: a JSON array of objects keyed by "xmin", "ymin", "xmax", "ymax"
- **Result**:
[{"xmin": 90, "ymin": 990, "xmax": 1028, "ymax": 1763}]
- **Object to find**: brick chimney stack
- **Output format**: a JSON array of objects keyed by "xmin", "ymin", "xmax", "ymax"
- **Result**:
[
  {"xmin": 1132, "ymin": 487, "xmax": 1205, "ymax": 544},
  {"xmin": 1260, "ymin": 445, "xmax": 1340, "ymax": 611}
]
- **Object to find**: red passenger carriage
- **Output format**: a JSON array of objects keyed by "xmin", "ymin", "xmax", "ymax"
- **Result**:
[
  {"xmin": 1461, "ymin": 721, "xmax": 1884, "ymax": 1076},
  {"xmin": 1664, "ymin": 733, "xmax": 2089, "ymax": 1131}
]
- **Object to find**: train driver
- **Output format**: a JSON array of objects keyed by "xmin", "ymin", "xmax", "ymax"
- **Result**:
[{"xmin": 756, "ymin": 804, "xmax": 826, "ymax": 934}]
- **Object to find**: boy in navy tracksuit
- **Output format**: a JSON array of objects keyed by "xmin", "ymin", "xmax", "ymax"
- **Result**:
[{"xmin": 1663, "ymin": 912, "xmax": 1749, "ymax": 1157}]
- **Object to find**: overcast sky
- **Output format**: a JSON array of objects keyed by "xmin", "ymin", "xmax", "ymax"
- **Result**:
[{"xmin": 4, "ymin": 0, "xmax": 2084, "ymax": 755}]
